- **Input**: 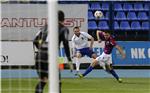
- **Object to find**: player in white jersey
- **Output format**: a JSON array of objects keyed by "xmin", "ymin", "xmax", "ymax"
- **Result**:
[{"xmin": 72, "ymin": 26, "xmax": 97, "ymax": 74}]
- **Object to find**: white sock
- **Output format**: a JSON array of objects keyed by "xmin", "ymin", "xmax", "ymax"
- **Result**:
[{"xmin": 75, "ymin": 58, "xmax": 80, "ymax": 72}]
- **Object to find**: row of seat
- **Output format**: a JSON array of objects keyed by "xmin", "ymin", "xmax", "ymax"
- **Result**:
[
  {"xmin": 88, "ymin": 11, "xmax": 149, "ymax": 20},
  {"xmin": 115, "ymin": 11, "xmax": 148, "ymax": 20},
  {"xmin": 88, "ymin": 21, "xmax": 149, "ymax": 30},
  {"xmin": 114, "ymin": 3, "xmax": 149, "ymax": 11},
  {"xmin": 89, "ymin": 3, "xmax": 149, "ymax": 11},
  {"xmin": 88, "ymin": 3, "xmax": 109, "ymax": 10}
]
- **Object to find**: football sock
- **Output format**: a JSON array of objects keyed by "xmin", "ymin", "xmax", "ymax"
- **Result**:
[
  {"xmin": 109, "ymin": 69, "xmax": 119, "ymax": 80},
  {"xmin": 83, "ymin": 66, "xmax": 94, "ymax": 76},
  {"xmin": 35, "ymin": 81, "xmax": 46, "ymax": 93},
  {"xmin": 75, "ymin": 58, "xmax": 80, "ymax": 71}
]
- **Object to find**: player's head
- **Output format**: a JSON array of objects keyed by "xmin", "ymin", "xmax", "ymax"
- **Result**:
[
  {"xmin": 103, "ymin": 31, "xmax": 111, "ymax": 40},
  {"xmin": 58, "ymin": 10, "xmax": 65, "ymax": 22},
  {"xmin": 73, "ymin": 26, "xmax": 80, "ymax": 36}
]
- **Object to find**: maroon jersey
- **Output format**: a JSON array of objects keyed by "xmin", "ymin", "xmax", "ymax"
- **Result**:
[{"xmin": 99, "ymin": 32, "xmax": 117, "ymax": 54}]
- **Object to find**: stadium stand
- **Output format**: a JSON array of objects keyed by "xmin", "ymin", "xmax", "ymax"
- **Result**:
[{"xmin": 88, "ymin": 1, "xmax": 149, "ymax": 41}]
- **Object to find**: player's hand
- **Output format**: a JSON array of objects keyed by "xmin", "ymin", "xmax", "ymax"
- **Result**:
[{"xmin": 122, "ymin": 54, "xmax": 126, "ymax": 59}]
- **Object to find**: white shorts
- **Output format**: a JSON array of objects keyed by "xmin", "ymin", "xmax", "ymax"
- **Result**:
[{"xmin": 96, "ymin": 52, "xmax": 112, "ymax": 70}]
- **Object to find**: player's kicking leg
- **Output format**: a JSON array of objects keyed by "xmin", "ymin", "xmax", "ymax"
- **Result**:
[
  {"xmin": 105, "ymin": 64, "xmax": 122, "ymax": 83},
  {"xmin": 77, "ymin": 59, "xmax": 98, "ymax": 78}
]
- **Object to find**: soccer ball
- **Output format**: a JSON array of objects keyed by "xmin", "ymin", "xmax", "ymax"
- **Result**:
[{"xmin": 94, "ymin": 10, "xmax": 103, "ymax": 18}]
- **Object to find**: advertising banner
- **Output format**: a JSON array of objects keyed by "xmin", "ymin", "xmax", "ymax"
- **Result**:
[
  {"xmin": 1, "ymin": 42, "xmax": 35, "ymax": 65},
  {"xmin": 112, "ymin": 41, "xmax": 150, "ymax": 66}
]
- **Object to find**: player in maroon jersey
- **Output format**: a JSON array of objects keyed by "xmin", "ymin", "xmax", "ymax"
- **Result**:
[{"xmin": 77, "ymin": 30, "xmax": 126, "ymax": 83}]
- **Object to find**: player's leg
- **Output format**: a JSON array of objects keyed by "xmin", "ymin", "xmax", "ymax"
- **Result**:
[
  {"xmin": 105, "ymin": 63, "xmax": 122, "ymax": 83},
  {"xmin": 77, "ymin": 48, "xmax": 98, "ymax": 77},
  {"xmin": 78, "ymin": 57, "xmax": 99, "ymax": 78},
  {"xmin": 35, "ymin": 77, "xmax": 47, "ymax": 93},
  {"xmin": 35, "ymin": 50, "xmax": 48, "ymax": 93},
  {"xmin": 75, "ymin": 51, "xmax": 82, "ymax": 74},
  {"xmin": 35, "ymin": 62, "xmax": 48, "ymax": 93}
]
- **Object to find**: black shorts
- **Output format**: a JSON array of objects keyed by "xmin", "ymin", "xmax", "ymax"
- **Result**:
[{"xmin": 35, "ymin": 48, "xmax": 48, "ymax": 79}]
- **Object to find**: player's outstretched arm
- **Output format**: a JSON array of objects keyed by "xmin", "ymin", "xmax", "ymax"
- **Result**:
[
  {"xmin": 89, "ymin": 36, "xmax": 94, "ymax": 49},
  {"xmin": 115, "ymin": 45, "xmax": 126, "ymax": 59},
  {"xmin": 96, "ymin": 30, "xmax": 102, "ymax": 43}
]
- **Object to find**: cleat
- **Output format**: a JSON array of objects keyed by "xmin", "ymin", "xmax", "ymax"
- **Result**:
[
  {"xmin": 77, "ymin": 73, "xmax": 84, "ymax": 78},
  {"xmin": 117, "ymin": 78, "xmax": 123, "ymax": 83}
]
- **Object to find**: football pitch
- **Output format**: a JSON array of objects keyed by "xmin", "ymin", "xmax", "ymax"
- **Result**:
[{"xmin": 1, "ymin": 78, "xmax": 150, "ymax": 93}]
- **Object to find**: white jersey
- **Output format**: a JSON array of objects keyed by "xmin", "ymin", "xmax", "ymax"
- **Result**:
[{"xmin": 72, "ymin": 32, "xmax": 92, "ymax": 49}]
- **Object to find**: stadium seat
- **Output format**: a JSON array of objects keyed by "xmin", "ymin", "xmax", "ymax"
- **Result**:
[
  {"xmin": 100, "ymin": 12, "xmax": 109, "ymax": 20},
  {"xmin": 90, "ymin": 3, "xmax": 101, "ymax": 10},
  {"xmin": 120, "ymin": 21, "xmax": 130, "ymax": 30},
  {"xmin": 142, "ymin": 22, "xmax": 149, "ymax": 30},
  {"xmin": 138, "ymin": 12, "xmax": 148, "ymax": 20},
  {"xmin": 144, "ymin": 4, "xmax": 149, "ymax": 11},
  {"xmin": 114, "ymin": 21, "xmax": 120, "ymax": 30},
  {"xmin": 98, "ymin": 21, "xmax": 109, "ymax": 30},
  {"xmin": 101, "ymin": 3, "xmax": 109, "ymax": 10},
  {"xmin": 127, "ymin": 12, "xmax": 137, "ymax": 20},
  {"xmin": 88, "ymin": 21, "xmax": 97, "ymax": 30},
  {"xmin": 114, "ymin": 3, "xmax": 123, "ymax": 11},
  {"xmin": 115, "ymin": 12, "xmax": 126, "ymax": 20},
  {"xmin": 88, "ymin": 11, "xmax": 94, "ymax": 20},
  {"xmin": 123, "ymin": 3, "xmax": 133, "ymax": 11},
  {"xmin": 134, "ymin": 3, "xmax": 143, "ymax": 10},
  {"xmin": 131, "ymin": 21, "xmax": 141, "ymax": 30},
  {"xmin": 88, "ymin": 4, "xmax": 91, "ymax": 10},
  {"xmin": 105, "ymin": 12, "xmax": 109, "ymax": 20}
]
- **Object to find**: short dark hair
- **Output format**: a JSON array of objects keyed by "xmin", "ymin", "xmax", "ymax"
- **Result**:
[
  {"xmin": 105, "ymin": 30, "xmax": 112, "ymax": 34},
  {"xmin": 73, "ymin": 26, "xmax": 80, "ymax": 30},
  {"xmin": 58, "ymin": 10, "xmax": 65, "ymax": 22}
]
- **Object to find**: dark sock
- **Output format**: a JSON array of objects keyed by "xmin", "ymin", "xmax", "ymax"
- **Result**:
[
  {"xmin": 109, "ymin": 69, "xmax": 119, "ymax": 80},
  {"xmin": 35, "ymin": 81, "xmax": 46, "ymax": 93},
  {"xmin": 83, "ymin": 66, "xmax": 94, "ymax": 76}
]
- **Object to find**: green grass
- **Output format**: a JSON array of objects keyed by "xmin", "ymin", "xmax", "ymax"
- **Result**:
[{"xmin": 1, "ymin": 78, "xmax": 150, "ymax": 93}]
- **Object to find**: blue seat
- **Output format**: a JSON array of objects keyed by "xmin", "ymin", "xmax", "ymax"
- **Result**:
[
  {"xmin": 114, "ymin": 21, "xmax": 119, "ymax": 30},
  {"xmin": 105, "ymin": 12, "xmax": 109, "ymax": 19},
  {"xmin": 115, "ymin": 12, "xmax": 126, "ymax": 20},
  {"xmin": 90, "ymin": 3, "xmax": 101, "ymax": 10},
  {"xmin": 123, "ymin": 3, "xmax": 133, "ymax": 11},
  {"xmin": 100, "ymin": 12, "xmax": 109, "ymax": 20},
  {"xmin": 120, "ymin": 21, "xmax": 130, "ymax": 30},
  {"xmin": 98, "ymin": 21, "xmax": 109, "ymax": 30},
  {"xmin": 101, "ymin": 3, "xmax": 109, "ymax": 10},
  {"xmin": 88, "ymin": 11, "xmax": 94, "ymax": 20},
  {"xmin": 142, "ymin": 22, "xmax": 149, "ymax": 30},
  {"xmin": 144, "ymin": 4, "xmax": 149, "ymax": 11},
  {"xmin": 114, "ymin": 3, "xmax": 123, "ymax": 11},
  {"xmin": 127, "ymin": 12, "xmax": 137, "ymax": 20},
  {"xmin": 88, "ymin": 21, "xmax": 97, "ymax": 30},
  {"xmin": 134, "ymin": 3, "xmax": 143, "ymax": 10},
  {"xmin": 131, "ymin": 21, "xmax": 141, "ymax": 30},
  {"xmin": 88, "ymin": 4, "xmax": 91, "ymax": 9},
  {"xmin": 138, "ymin": 12, "xmax": 148, "ymax": 20}
]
